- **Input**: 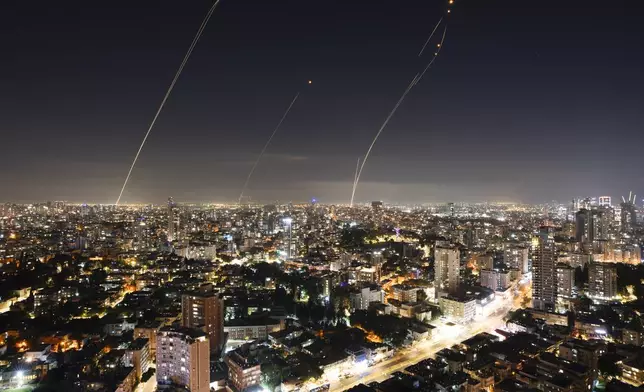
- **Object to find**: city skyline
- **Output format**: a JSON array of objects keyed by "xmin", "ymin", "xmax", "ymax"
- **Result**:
[
  {"xmin": 4, "ymin": 2, "xmax": 644, "ymax": 391},
  {"xmin": 0, "ymin": 191, "xmax": 640, "ymax": 207},
  {"xmin": 2, "ymin": 0, "xmax": 643, "ymax": 203}
]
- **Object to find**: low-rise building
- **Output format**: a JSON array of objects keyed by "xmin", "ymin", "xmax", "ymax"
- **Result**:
[
  {"xmin": 319, "ymin": 352, "xmax": 353, "ymax": 380},
  {"xmin": 104, "ymin": 319, "xmax": 137, "ymax": 336},
  {"xmin": 439, "ymin": 295, "xmax": 476, "ymax": 323},
  {"xmin": 477, "ymin": 254, "xmax": 494, "ymax": 271},
  {"xmin": 114, "ymin": 367, "xmax": 137, "ymax": 392},
  {"xmin": 391, "ymin": 284, "xmax": 418, "ymax": 303},
  {"xmin": 123, "ymin": 338, "xmax": 150, "ymax": 381},
  {"xmin": 620, "ymin": 355, "xmax": 644, "ymax": 387},
  {"xmin": 384, "ymin": 299, "xmax": 433, "ymax": 322},
  {"xmin": 23, "ymin": 344, "xmax": 52, "ymax": 363},
  {"xmin": 320, "ymin": 272, "xmax": 342, "ymax": 298},
  {"xmin": 349, "ymin": 285, "xmax": 384, "ymax": 311},
  {"xmin": 480, "ymin": 269, "xmax": 511, "ymax": 291},
  {"xmin": 225, "ymin": 345, "xmax": 262, "ymax": 392},
  {"xmin": 348, "ymin": 266, "xmax": 379, "ymax": 284},
  {"xmin": 225, "ymin": 317, "xmax": 284, "ymax": 341},
  {"xmin": 504, "ymin": 244, "xmax": 529, "ymax": 274},
  {"xmin": 558, "ymin": 339, "xmax": 605, "ymax": 371},
  {"xmin": 528, "ymin": 309, "xmax": 569, "ymax": 327},
  {"xmin": 556, "ymin": 263, "xmax": 575, "ymax": 310},
  {"xmin": 134, "ymin": 320, "xmax": 162, "ymax": 357},
  {"xmin": 623, "ymin": 327, "xmax": 644, "ymax": 347}
]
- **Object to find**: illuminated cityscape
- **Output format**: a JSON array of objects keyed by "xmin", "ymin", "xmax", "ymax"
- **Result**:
[
  {"xmin": 2, "ymin": 0, "xmax": 644, "ymax": 392},
  {"xmin": 1, "ymin": 199, "xmax": 644, "ymax": 392}
]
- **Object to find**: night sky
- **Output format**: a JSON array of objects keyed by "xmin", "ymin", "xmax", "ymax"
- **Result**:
[{"xmin": 2, "ymin": 0, "xmax": 643, "ymax": 204}]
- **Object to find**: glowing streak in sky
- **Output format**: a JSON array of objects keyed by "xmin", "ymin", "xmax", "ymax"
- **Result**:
[
  {"xmin": 115, "ymin": 1, "xmax": 221, "ymax": 205},
  {"xmin": 414, "ymin": 26, "xmax": 448, "ymax": 87},
  {"xmin": 418, "ymin": 17, "xmax": 443, "ymax": 57},
  {"xmin": 238, "ymin": 93, "xmax": 300, "ymax": 204},
  {"xmin": 350, "ymin": 25, "xmax": 448, "ymax": 206},
  {"xmin": 353, "ymin": 157, "xmax": 361, "ymax": 191}
]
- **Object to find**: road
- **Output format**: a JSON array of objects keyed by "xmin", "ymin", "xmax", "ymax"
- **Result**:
[
  {"xmin": 136, "ymin": 365, "xmax": 156, "ymax": 392},
  {"xmin": 0, "ymin": 295, "xmax": 29, "ymax": 314},
  {"xmin": 330, "ymin": 307, "xmax": 511, "ymax": 392},
  {"xmin": 137, "ymin": 373, "xmax": 156, "ymax": 392},
  {"xmin": 329, "ymin": 275, "xmax": 535, "ymax": 392}
]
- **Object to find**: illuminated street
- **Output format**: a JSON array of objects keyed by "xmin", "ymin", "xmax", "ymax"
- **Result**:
[
  {"xmin": 327, "ymin": 280, "xmax": 534, "ymax": 392},
  {"xmin": 0, "ymin": 295, "xmax": 28, "ymax": 314},
  {"xmin": 329, "ymin": 305, "xmax": 512, "ymax": 392},
  {"xmin": 136, "ymin": 367, "xmax": 156, "ymax": 392}
]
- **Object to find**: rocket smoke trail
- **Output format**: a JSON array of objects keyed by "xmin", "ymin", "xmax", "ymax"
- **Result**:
[
  {"xmin": 350, "ymin": 25, "xmax": 448, "ymax": 206},
  {"xmin": 415, "ymin": 25, "xmax": 448, "ymax": 86},
  {"xmin": 115, "ymin": 1, "xmax": 221, "ymax": 205},
  {"xmin": 353, "ymin": 157, "xmax": 361, "ymax": 190},
  {"xmin": 350, "ymin": 74, "xmax": 419, "ymax": 206},
  {"xmin": 238, "ymin": 93, "xmax": 301, "ymax": 204},
  {"xmin": 418, "ymin": 17, "xmax": 443, "ymax": 57}
]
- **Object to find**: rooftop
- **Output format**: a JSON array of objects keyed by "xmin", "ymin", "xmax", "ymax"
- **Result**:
[
  {"xmin": 129, "ymin": 337, "xmax": 149, "ymax": 351},
  {"xmin": 158, "ymin": 326, "xmax": 208, "ymax": 341}
]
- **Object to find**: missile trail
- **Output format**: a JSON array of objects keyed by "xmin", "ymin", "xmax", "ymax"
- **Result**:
[
  {"xmin": 351, "ymin": 157, "xmax": 361, "ymax": 202},
  {"xmin": 350, "ymin": 25, "xmax": 448, "ymax": 206},
  {"xmin": 238, "ymin": 93, "xmax": 301, "ymax": 204},
  {"xmin": 115, "ymin": 1, "xmax": 221, "ymax": 205},
  {"xmin": 353, "ymin": 157, "xmax": 361, "ymax": 190},
  {"xmin": 414, "ymin": 25, "xmax": 447, "ymax": 87},
  {"xmin": 418, "ymin": 17, "xmax": 443, "ymax": 57},
  {"xmin": 350, "ymin": 75, "xmax": 419, "ymax": 206}
]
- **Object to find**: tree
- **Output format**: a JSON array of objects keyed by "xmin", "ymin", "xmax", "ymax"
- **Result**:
[
  {"xmin": 261, "ymin": 364, "xmax": 283, "ymax": 391},
  {"xmin": 575, "ymin": 296, "xmax": 593, "ymax": 312},
  {"xmin": 54, "ymin": 267, "xmax": 74, "ymax": 286},
  {"xmin": 308, "ymin": 304, "xmax": 326, "ymax": 325},
  {"xmin": 331, "ymin": 287, "xmax": 351, "ymax": 317},
  {"xmin": 417, "ymin": 289, "xmax": 428, "ymax": 303},
  {"xmin": 598, "ymin": 354, "xmax": 622, "ymax": 380},
  {"xmin": 89, "ymin": 268, "xmax": 107, "ymax": 286},
  {"xmin": 340, "ymin": 227, "xmax": 368, "ymax": 250},
  {"xmin": 626, "ymin": 316, "xmax": 644, "ymax": 332},
  {"xmin": 141, "ymin": 368, "xmax": 155, "ymax": 382},
  {"xmin": 521, "ymin": 295, "xmax": 531, "ymax": 308}
]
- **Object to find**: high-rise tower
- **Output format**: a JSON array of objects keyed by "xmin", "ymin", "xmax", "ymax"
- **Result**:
[
  {"xmin": 156, "ymin": 326, "xmax": 210, "ymax": 392},
  {"xmin": 181, "ymin": 285, "xmax": 225, "ymax": 353},
  {"xmin": 532, "ymin": 227, "xmax": 557, "ymax": 311},
  {"xmin": 167, "ymin": 197, "xmax": 179, "ymax": 242},
  {"xmin": 434, "ymin": 245, "xmax": 460, "ymax": 296},
  {"xmin": 588, "ymin": 262, "xmax": 617, "ymax": 300},
  {"xmin": 283, "ymin": 217, "xmax": 293, "ymax": 259}
]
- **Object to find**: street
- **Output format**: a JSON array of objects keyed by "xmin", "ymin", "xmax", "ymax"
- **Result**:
[
  {"xmin": 330, "ymin": 308, "xmax": 511, "ymax": 392},
  {"xmin": 328, "ymin": 275, "xmax": 534, "ymax": 392},
  {"xmin": 136, "ymin": 366, "xmax": 156, "ymax": 392}
]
